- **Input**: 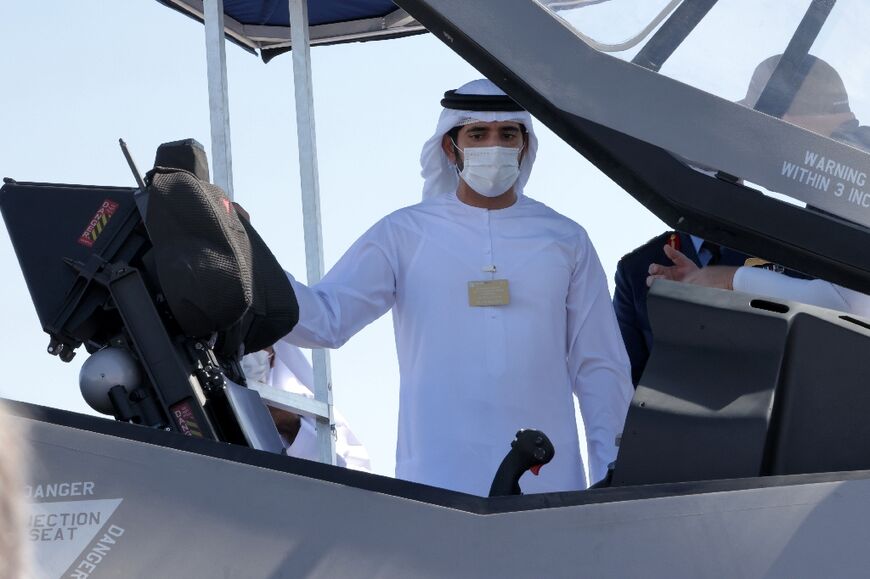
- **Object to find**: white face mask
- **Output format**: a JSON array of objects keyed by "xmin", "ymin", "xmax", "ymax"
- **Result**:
[{"xmin": 454, "ymin": 142, "xmax": 523, "ymax": 198}]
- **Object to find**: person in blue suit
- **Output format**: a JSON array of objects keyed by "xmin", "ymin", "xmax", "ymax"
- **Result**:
[{"xmin": 613, "ymin": 232, "xmax": 748, "ymax": 386}]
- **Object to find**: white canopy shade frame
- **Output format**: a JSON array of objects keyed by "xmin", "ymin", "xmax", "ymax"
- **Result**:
[{"xmin": 177, "ymin": 0, "xmax": 427, "ymax": 464}]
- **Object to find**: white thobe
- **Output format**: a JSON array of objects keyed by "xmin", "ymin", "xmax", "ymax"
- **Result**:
[
  {"xmin": 285, "ymin": 192, "xmax": 633, "ymax": 496},
  {"xmin": 269, "ymin": 341, "xmax": 371, "ymax": 472}
]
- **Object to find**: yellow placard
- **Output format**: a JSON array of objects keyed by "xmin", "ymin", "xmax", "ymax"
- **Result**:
[{"xmin": 468, "ymin": 279, "xmax": 510, "ymax": 307}]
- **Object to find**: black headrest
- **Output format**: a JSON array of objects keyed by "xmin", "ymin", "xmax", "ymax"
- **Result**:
[{"xmin": 154, "ymin": 139, "xmax": 210, "ymax": 182}]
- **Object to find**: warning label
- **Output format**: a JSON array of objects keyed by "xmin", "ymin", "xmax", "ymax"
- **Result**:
[
  {"xmin": 67, "ymin": 525, "xmax": 126, "ymax": 579},
  {"xmin": 28, "ymin": 497, "xmax": 123, "ymax": 579},
  {"xmin": 29, "ymin": 511, "xmax": 101, "ymax": 542},
  {"xmin": 77, "ymin": 199, "xmax": 119, "ymax": 248},
  {"xmin": 782, "ymin": 150, "xmax": 870, "ymax": 208}
]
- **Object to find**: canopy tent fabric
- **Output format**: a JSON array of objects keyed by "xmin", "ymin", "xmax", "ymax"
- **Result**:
[
  {"xmin": 222, "ymin": 0, "xmax": 397, "ymax": 26},
  {"xmin": 156, "ymin": 0, "xmax": 426, "ymax": 57}
]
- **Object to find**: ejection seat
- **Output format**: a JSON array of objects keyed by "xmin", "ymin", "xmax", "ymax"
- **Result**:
[{"xmin": 1, "ymin": 139, "xmax": 298, "ymax": 449}]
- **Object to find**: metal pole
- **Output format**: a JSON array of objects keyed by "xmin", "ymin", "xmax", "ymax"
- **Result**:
[
  {"xmin": 203, "ymin": 0, "xmax": 234, "ymax": 198},
  {"xmin": 289, "ymin": 0, "xmax": 336, "ymax": 465}
]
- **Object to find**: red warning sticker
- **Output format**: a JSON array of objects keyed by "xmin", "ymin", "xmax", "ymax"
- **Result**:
[
  {"xmin": 170, "ymin": 400, "xmax": 204, "ymax": 438},
  {"xmin": 77, "ymin": 199, "xmax": 120, "ymax": 248}
]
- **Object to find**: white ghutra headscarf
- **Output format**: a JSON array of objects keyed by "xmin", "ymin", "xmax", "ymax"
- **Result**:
[{"xmin": 419, "ymin": 79, "xmax": 539, "ymax": 200}]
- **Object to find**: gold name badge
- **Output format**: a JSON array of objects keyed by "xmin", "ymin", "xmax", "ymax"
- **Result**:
[{"xmin": 468, "ymin": 279, "xmax": 510, "ymax": 307}]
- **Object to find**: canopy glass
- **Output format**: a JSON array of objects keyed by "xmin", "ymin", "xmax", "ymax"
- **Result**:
[{"xmin": 542, "ymin": 0, "xmax": 870, "ymax": 150}]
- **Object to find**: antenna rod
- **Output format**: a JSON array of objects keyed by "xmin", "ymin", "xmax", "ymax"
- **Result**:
[{"xmin": 118, "ymin": 138, "xmax": 147, "ymax": 191}]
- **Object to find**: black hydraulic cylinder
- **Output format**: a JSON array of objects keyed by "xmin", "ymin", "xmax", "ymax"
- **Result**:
[{"xmin": 106, "ymin": 263, "xmax": 217, "ymax": 440}]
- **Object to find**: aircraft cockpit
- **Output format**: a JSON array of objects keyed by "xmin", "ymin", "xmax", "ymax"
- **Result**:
[{"xmin": 4, "ymin": 1, "xmax": 870, "ymax": 576}]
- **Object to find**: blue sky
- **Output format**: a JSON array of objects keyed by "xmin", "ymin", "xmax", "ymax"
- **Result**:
[{"xmin": 0, "ymin": 0, "xmax": 669, "ymax": 476}]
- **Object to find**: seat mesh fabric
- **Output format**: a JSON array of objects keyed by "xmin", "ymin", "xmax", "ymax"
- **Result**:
[{"xmin": 145, "ymin": 167, "xmax": 253, "ymax": 337}]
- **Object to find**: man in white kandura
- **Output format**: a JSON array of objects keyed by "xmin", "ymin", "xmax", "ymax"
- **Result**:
[{"xmin": 284, "ymin": 79, "xmax": 633, "ymax": 496}]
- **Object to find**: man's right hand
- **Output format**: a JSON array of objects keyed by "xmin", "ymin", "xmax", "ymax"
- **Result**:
[{"xmin": 647, "ymin": 244, "xmax": 737, "ymax": 290}]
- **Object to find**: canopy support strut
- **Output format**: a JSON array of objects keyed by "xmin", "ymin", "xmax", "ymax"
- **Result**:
[
  {"xmin": 289, "ymin": 0, "xmax": 336, "ymax": 464},
  {"xmin": 203, "ymin": 0, "xmax": 235, "ymax": 198}
]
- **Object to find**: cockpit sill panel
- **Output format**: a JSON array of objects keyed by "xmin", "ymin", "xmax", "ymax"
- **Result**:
[{"xmin": 10, "ymin": 399, "xmax": 870, "ymax": 516}]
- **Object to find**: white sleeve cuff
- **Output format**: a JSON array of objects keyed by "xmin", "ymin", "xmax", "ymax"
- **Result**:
[
  {"xmin": 733, "ymin": 266, "xmax": 806, "ymax": 300},
  {"xmin": 731, "ymin": 266, "xmax": 754, "ymax": 293},
  {"xmin": 732, "ymin": 266, "xmax": 864, "ymax": 314},
  {"xmin": 284, "ymin": 417, "xmax": 318, "ymax": 461}
]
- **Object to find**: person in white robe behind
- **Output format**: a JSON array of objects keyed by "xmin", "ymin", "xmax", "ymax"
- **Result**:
[
  {"xmin": 242, "ymin": 344, "xmax": 371, "ymax": 472},
  {"xmin": 283, "ymin": 79, "xmax": 634, "ymax": 496}
]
